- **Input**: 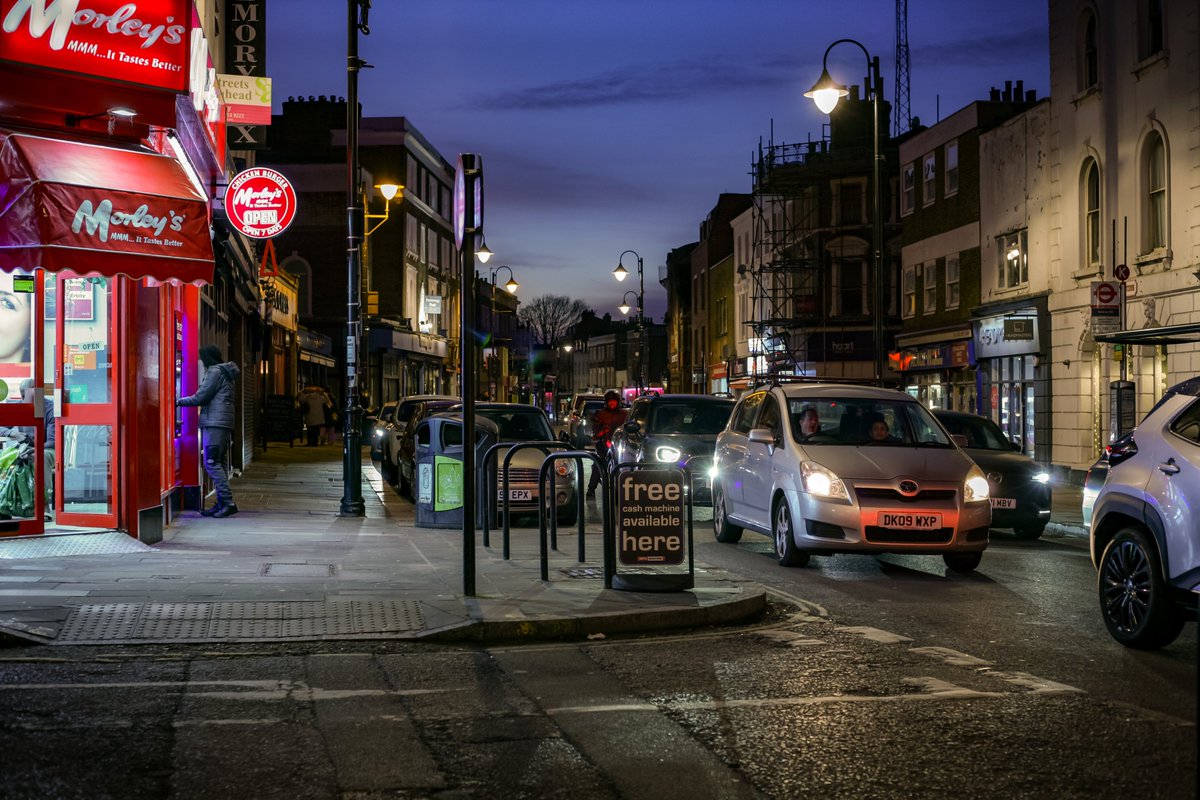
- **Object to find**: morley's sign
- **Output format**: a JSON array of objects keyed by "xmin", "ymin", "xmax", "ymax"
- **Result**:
[
  {"xmin": 224, "ymin": 167, "xmax": 296, "ymax": 238},
  {"xmin": 0, "ymin": 0, "xmax": 191, "ymax": 92}
]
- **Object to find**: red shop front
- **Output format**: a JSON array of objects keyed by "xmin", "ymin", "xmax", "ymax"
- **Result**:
[{"xmin": 0, "ymin": 0, "xmax": 224, "ymax": 540}]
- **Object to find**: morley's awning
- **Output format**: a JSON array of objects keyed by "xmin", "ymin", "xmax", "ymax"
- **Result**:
[
  {"xmin": 0, "ymin": 132, "xmax": 213, "ymax": 284},
  {"xmin": 1094, "ymin": 323, "xmax": 1200, "ymax": 347}
]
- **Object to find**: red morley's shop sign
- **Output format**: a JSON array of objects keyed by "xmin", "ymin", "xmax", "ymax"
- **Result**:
[
  {"xmin": 224, "ymin": 167, "xmax": 296, "ymax": 238},
  {"xmin": 0, "ymin": 0, "xmax": 190, "ymax": 92}
]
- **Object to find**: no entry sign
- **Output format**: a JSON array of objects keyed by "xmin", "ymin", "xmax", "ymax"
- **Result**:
[{"xmin": 224, "ymin": 167, "xmax": 297, "ymax": 238}]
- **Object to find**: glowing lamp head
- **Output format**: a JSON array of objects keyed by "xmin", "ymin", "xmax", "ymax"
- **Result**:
[
  {"xmin": 377, "ymin": 183, "xmax": 401, "ymax": 201},
  {"xmin": 613, "ymin": 263, "xmax": 629, "ymax": 282},
  {"xmin": 805, "ymin": 67, "xmax": 849, "ymax": 114}
]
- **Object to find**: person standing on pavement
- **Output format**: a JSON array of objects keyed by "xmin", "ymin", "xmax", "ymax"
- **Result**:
[
  {"xmin": 586, "ymin": 389, "xmax": 627, "ymax": 498},
  {"xmin": 298, "ymin": 384, "xmax": 329, "ymax": 447},
  {"xmin": 177, "ymin": 345, "xmax": 240, "ymax": 517}
]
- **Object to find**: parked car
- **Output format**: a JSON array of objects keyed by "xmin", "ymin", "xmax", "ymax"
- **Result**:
[
  {"xmin": 1089, "ymin": 376, "xmax": 1200, "ymax": 649},
  {"xmin": 381, "ymin": 395, "xmax": 458, "ymax": 496},
  {"xmin": 1081, "ymin": 431, "xmax": 1136, "ymax": 527},
  {"xmin": 612, "ymin": 394, "xmax": 734, "ymax": 505},
  {"xmin": 563, "ymin": 396, "xmax": 609, "ymax": 449},
  {"xmin": 933, "ymin": 410, "xmax": 1051, "ymax": 539},
  {"xmin": 713, "ymin": 383, "xmax": 992, "ymax": 573},
  {"xmin": 369, "ymin": 400, "xmax": 399, "ymax": 463},
  {"xmin": 451, "ymin": 403, "xmax": 579, "ymax": 525}
]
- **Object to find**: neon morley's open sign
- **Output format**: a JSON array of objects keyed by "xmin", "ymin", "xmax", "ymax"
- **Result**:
[{"xmin": 616, "ymin": 469, "xmax": 685, "ymax": 566}]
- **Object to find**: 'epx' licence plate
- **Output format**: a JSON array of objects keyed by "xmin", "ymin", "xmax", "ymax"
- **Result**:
[
  {"xmin": 878, "ymin": 511, "xmax": 942, "ymax": 530},
  {"xmin": 498, "ymin": 489, "xmax": 532, "ymax": 501}
]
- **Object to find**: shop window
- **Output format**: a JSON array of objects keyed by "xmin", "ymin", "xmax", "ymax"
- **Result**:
[
  {"xmin": 902, "ymin": 264, "xmax": 916, "ymax": 319},
  {"xmin": 997, "ymin": 230, "xmax": 1029, "ymax": 289},
  {"xmin": 944, "ymin": 141, "xmax": 959, "ymax": 197},
  {"xmin": 901, "ymin": 163, "xmax": 915, "ymax": 216},
  {"xmin": 1145, "ymin": 131, "xmax": 1168, "ymax": 252},
  {"xmin": 715, "ymin": 296, "xmax": 728, "ymax": 336},
  {"xmin": 923, "ymin": 262, "xmax": 937, "ymax": 315},
  {"xmin": 945, "ymin": 255, "xmax": 960, "ymax": 310},
  {"xmin": 922, "ymin": 153, "xmax": 936, "ymax": 206},
  {"xmin": 1083, "ymin": 159, "xmax": 1101, "ymax": 268},
  {"xmin": 1080, "ymin": 10, "xmax": 1099, "ymax": 91}
]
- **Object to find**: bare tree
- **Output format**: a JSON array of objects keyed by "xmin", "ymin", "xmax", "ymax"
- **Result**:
[{"xmin": 517, "ymin": 294, "xmax": 590, "ymax": 346}]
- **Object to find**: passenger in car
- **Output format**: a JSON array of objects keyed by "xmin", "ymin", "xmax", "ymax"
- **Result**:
[
  {"xmin": 866, "ymin": 413, "xmax": 897, "ymax": 442},
  {"xmin": 798, "ymin": 406, "xmax": 821, "ymax": 437}
]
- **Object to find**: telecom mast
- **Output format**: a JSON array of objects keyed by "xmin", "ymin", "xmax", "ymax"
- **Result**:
[{"xmin": 894, "ymin": 0, "xmax": 911, "ymax": 136}]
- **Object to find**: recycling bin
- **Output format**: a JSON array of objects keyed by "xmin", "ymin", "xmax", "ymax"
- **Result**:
[{"xmin": 414, "ymin": 414, "xmax": 497, "ymax": 529}]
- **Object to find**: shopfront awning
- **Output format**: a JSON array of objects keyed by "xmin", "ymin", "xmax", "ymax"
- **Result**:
[
  {"xmin": 1094, "ymin": 323, "xmax": 1200, "ymax": 347},
  {"xmin": 0, "ymin": 132, "xmax": 213, "ymax": 284}
]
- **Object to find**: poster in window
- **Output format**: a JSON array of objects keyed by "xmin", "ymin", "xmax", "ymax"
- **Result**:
[{"xmin": 64, "ymin": 280, "xmax": 94, "ymax": 321}]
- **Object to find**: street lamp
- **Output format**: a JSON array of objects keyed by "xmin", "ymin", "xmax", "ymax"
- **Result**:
[
  {"xmin": 618, "ymin": 290, "xmax": 639, "ymax": 318},
  {"xmin": 613, "ymin": 250, "xmax": 645, "ymax": 392},
  {"xmin": 806, "ymin": 38, "xmax": 887, "ymax": 384},
  {"xmin": 486, "ymin": 265, "xmax": 519, "ymax": 401}
]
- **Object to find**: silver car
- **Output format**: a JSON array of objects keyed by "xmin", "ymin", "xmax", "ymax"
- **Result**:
[
  {"xmin": 713, "ymin": 383, "xmax": 992, "ymax": 573},
  {"xmin": 1089, "ymin": 376, "xmax": 1200, "ymax": 649}
]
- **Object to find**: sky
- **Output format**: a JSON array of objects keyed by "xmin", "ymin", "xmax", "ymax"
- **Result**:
[{"xmin": 268, "ymin": 0, "xmax": 1050, "ymax": 322}]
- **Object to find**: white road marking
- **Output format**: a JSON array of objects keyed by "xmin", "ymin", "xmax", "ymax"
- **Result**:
[
  {"xmin": 910, "ymin": 646, "xmax": 993, "ymax": 668},
  {"xmin": 987, "ymin": 671, "xmax": 1084, "ymax": 695},
  {"xmin": 757, "ymin": 630, "xmax": 827, "ymax": 647},
  {"xmin": 835, "ymin": 625, "xmax": 914, "ymax": 644}
]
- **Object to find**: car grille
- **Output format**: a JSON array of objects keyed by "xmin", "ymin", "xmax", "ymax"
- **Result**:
[
  {"xmin": 855, "ymin": 488, "xmax": 957, "ymax": 503},
  {"xmin": 864, "ymin": 526, "xmax": 954, "ymax": 544},
  {"xmin": 501, "ymin": 467, "xmax": 540, "ymax": 483}
]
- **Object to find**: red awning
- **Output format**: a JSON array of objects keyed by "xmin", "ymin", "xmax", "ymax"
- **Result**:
[{"xmin": 0, "ymin": 132, "xmax": 213, "ymax": 284}]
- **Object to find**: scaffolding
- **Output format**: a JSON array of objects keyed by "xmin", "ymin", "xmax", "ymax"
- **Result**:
[{"xmin": 745, "ymin": 131, "xmax": 885, "ymax": 384}]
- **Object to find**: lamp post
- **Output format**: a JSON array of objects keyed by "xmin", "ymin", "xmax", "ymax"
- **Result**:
[
  {"xmin": 487, "ymin": 264, "xmax": 518, "ymax": 401},
  {"xmin": 340, "ymin": 0, "xmax": 371, "ymax": 517},
  {"xmin": 613, "ymin": 250, "xmax": 645, "ymax": 392},
  {"xmin": 806, "ymin": 38, "xmax": 887, "ymax": 384}
]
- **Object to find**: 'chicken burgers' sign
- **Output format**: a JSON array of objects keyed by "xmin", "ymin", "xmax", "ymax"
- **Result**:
[{"xmin": 224, "ymin": 167, "xmax": 296, "ymax": 238}]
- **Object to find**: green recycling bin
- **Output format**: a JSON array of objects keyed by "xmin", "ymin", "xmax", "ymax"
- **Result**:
[{"xmin": 414, "ymin": 414, "xmax": 497, "ymax": 529}]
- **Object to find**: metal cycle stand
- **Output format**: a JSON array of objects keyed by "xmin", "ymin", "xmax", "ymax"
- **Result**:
[
  {"xmin": 494, "ymin": 441, "xmax": 569, "ymax": 560},
  {"xmin": 609, "ymin": 461, "xmax": 695, "ymax": 593},
  {"xmin": 537, "ymin": 451, "xmax": 609, "ymax": 584}
]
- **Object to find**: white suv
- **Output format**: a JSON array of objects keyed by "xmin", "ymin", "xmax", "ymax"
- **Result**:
[
  {"xmin": 1089, "ymin": 376, "xmax": 1200, "ymax": 649},
  {"xmin": 714, "ymin": 383, "xmax": 992, "ymax": 573}
]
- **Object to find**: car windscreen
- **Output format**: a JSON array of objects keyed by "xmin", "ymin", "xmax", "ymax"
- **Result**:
[
  {"xmin": 476, "ymin": 409, "xmax": 554, "ymax": 442},
  {"xmin": 936, "ymin": 415, "xmax": 1012, "ymax": 450},
  {"xmin": 787, "ymin": 398, "xmax": 953, "ymax": 447},
  {"xmin": 580, "ymin": 401, "xmax": 605, "ymax": 418},
  {"xmin": 646, "ymin": 401, "xmax": 733, "ymax": 435}
]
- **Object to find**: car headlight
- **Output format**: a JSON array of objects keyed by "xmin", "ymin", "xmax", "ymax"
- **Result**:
[
  {"xmin": 1032, "ymin": 471, "xmax": 1050, "ymax": 484},
  {"xmin": 964, "ymin": 465, "xmax": 990, "ymax": 501},
  {"xmin": 707, "ymin": 463, "xmax": 719, "ymax": 480},
  {"xmin": 800, "ymin": 461, "xmax": 848, "ymax": 500},
  {"xmin": 554, "ymin": 460, "xmax": 575, "ymax": 478},
  {"xmin": 373, "ymin": 429, "xmax": 383, "ymax": 439},
  {"xmin": 655, "ymin": 445, "xmax": 682, "ymax": 463}
]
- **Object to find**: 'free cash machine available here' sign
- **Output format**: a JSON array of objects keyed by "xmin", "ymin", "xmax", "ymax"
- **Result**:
[{"xmin": 616, "ymin": 469, "xmax": 686, "ymax": 566}]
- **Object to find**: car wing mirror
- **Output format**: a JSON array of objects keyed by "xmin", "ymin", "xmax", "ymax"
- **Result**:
[
  {"xmin": 623, "ymin": 421, "xmax": 641, "ymax": 434},
  {"xmin": 748, "ymin": 427, "xmax": 777, "ymax": 446},
  {"xmin": 951, "ymin": 434, "xmax": 968, "ymax": 448}
]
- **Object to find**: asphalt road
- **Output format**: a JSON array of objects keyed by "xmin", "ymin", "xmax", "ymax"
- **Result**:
[{"xmin": 0, "ymin": 477, "xmax": 1194, "ymax": 799}]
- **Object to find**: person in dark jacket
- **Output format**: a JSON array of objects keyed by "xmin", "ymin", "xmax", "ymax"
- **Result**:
[
  {"xmin": 587, "ymin": 389, "xmax": 627, "ymax": 497},
  {"xmin": 177, "ymin": 345, "xmax": 240, "ymax": 517}
]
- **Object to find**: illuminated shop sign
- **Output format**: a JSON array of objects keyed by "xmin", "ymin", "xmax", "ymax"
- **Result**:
[{"xmin": 0, "ymin": 0, "xmax": 190, "ymax": 92}]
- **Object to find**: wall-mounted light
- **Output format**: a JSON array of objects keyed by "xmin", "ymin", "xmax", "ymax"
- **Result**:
[{"xmin": 66, "ymin": 106, "xmax": 137, "ymax": 127}]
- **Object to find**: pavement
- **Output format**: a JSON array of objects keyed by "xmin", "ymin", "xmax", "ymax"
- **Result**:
[
  {"xmin": 0, "ymin": 443, "xmax": 766, "ymax": 647},
  {"xmin": 0, "ymin": 444, "xmax": 1089, "ymax": 648}
]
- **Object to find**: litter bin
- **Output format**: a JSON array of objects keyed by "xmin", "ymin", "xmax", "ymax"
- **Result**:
[{"xmin": 414, "ymin": 414, "xmax": 497, "ymax": 529}]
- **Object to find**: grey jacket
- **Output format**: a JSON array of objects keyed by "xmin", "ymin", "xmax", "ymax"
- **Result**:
[{"xmin": 178, "ymin": 361, "xmax": 240, "ymax": 429}]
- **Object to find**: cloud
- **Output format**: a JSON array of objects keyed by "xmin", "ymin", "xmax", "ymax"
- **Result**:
[
  {"xmin": 912, "ymin": 28, "xmax": 1047, "ymax": 67},
  {"xmin": 468, "ymin": 54, "xmax": 802, "ymax": 111}
]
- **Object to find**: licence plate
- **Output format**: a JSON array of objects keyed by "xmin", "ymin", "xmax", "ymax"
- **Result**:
[
  {"xmin": 990, "ymin": 498, "xmax": 1016, "ymax": 509},
  {"xmin": 498, "ymin": 489, "xmax": 532, "ymax": 501},
  {"xmin": 878, "ymin": 511, "xmax": 942, "ymax": 530}
]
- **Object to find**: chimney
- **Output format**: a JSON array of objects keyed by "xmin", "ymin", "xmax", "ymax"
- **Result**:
[
  {"xmin": 1026, "ymin": 89, "xmax": 1037, "ymax": 102},
  {"xmin": 848, "ymin": 85, "xmax": 861, "ymax": 101},
  {"xmin": 1015, "ymin": 80, "xmax": 1024, "ymax": 101},
  {"xmin": 990, "ymin": 87, "xmax": 1001, "ymax": 102},
  {"xmin": 1004, "ymin": 80, "xmax": 1013, "ymax": 102}
]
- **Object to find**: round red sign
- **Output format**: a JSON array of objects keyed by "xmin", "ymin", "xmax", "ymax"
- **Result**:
[
  {"xmin": 1094, "ymin": 282, "xmax": 1118, "ymax": 304},
  {"xmin": 224, "ymin": 168, "xmax": 297, "ymax": 239}
]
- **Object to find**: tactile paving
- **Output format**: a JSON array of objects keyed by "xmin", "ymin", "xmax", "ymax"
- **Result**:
[
  {"xmin": 0, "ymin": 532, "xmax": 151, "ymax": 560},
  {"xmin": 55, "ymin": 600, "xmax": 425, "ymax": 643}
]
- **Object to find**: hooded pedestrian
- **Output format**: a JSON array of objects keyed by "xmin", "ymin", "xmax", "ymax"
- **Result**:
[{"xmin": 177, "ymin": 345, "xmax": 240, "ymax": 517}]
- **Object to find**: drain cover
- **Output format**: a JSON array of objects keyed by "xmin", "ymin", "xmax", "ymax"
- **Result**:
[
  {"xmin": 260, "ymin": 562, "xmax": 337, "ymax": 577},
  {"xmin": 57, "ymin": 600, "xmax": 425, "ymax": 643}
]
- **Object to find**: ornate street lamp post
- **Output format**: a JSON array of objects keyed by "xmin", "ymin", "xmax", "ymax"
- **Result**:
[
  {"xmin": 806, "ymin": 38, "xmax": 887, "ymax": 384},
  {"xmin": 613, "ymin": 250, "xmax": 645, "ymax": 392}
]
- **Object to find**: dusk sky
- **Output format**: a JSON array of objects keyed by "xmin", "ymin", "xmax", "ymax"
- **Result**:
[{"xmin": 268, "ymin": 0, "xmax": 1050, "ymax": 321}]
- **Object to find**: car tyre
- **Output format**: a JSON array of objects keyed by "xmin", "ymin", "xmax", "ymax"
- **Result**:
[
  {"xmin": 712, "ymin": 481, "xmax": 743, "ymax": 543},
  {"xmin": 1098, "ymin": 526, "xmax": 1186, "ymax": 649},
  {"xmin": 773, "ymin": 497, "xmax": 809, "ymax": 567},
  {"xmin": 557, "ymin": 503, "xmax": 578, "ymax": 527},
  {"xmin": 1012, "ymin": 522, "xmax": 1046, "ymax": 540},
  {"xmin": 942, "ymin": 551, "xmax": 982, "ymax": 573}
]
